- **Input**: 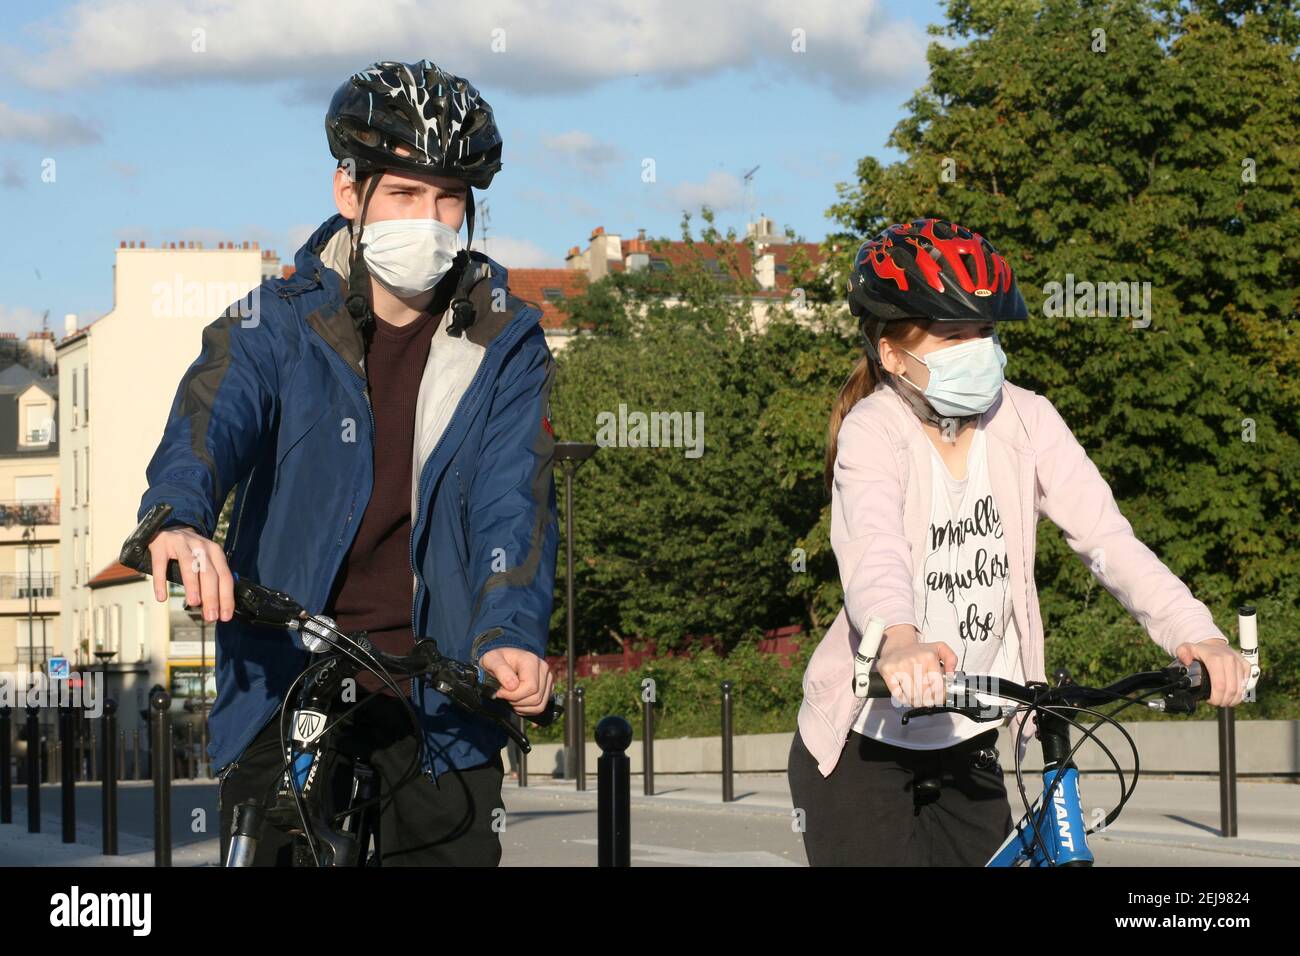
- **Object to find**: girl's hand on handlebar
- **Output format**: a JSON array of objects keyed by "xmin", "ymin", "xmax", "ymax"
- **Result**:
[
  {"xmin": 1175, "ymin": 638, "xmax": 1251, "ymax": 708},
  {"xmin": 148, "ymin": 527, "xmax": 236, "ymax": 623},
  {"xmin": 876, "ymin": 627, "xmax": 957, "ymax": 708}
]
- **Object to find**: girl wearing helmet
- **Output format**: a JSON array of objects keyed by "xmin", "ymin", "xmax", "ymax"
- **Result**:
[{"xmin": 787, "ymin": 218, "xmax": 1250, "ymax": 866}]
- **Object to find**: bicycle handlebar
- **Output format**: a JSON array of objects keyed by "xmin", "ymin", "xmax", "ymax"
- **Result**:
[{"xmin": 121, "ymin": 502, "xmax": 563, "ymax": 735}]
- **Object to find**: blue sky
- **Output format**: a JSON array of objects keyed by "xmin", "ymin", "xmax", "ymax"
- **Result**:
[{"xmin": 0, "ymin": 0, "xmax": 951, "ymax": 333}]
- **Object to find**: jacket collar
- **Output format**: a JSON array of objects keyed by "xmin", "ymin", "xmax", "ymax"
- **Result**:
[{"xmin": 291, "ymin": 214, "xmax": 527, "ymax": 379}]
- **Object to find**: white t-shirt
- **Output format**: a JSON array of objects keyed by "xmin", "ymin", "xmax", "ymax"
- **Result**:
[{"xmin": 851, "ymin": 424, "xmax": 1024, "ymax": 749}]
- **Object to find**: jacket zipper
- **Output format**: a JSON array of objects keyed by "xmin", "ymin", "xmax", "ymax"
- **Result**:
[{"xmin": 405, "ymin": 321, "xmax": 532, "ymax": 779}]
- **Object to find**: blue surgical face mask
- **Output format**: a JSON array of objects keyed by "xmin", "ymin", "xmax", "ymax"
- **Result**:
[{"xmin": 897, "ymin": 335, "xmax": 1007, "ymax": 418}]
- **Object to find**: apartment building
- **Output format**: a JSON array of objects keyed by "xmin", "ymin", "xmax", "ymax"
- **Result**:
[
  {"xmin": 56, "ymin": 239, "xmax": 279, "ymax": 737},
  {"xmin": 0, "ymin": 351, "xmax": 61, "ymax": 682},
  {"xmin": 511, "ymin": 215, "xmax": 826, "ymax": 351}
]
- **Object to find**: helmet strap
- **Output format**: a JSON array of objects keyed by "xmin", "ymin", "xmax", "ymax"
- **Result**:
[
  {"xmin": 345, "ymin": 173, "xmax": 382, "ymax": 332},
  {"xmin": 445, "ymin": 188, "xmax": 480, "ymax": 338}
]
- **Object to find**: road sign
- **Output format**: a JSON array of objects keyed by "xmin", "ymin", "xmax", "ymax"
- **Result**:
[{"xmin": 48, "ymin": 656, "xmax": 69, "ymax": 680}]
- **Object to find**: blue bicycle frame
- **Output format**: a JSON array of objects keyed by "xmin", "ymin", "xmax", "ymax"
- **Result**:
[{"xmin": 986, "ymin": 708, "xmax": 1094, "ymax": 866}]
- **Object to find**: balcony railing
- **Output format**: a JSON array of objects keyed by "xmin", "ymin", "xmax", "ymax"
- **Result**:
[
  {"xmin": 14, "ymin": 645, "xmax": 52, "ymax": 664},
  {"xmin": 0, "ymin": 573, "xmax": 59, "ymax": 599},
  {"xmin": 0, "ymin": 499, "xmax": 59, "ymax": 527}
]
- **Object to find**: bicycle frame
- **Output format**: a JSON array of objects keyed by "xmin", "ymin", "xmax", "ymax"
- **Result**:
[{"xmin": 985, "ymin": 708, "xmax": 1093, "ymax": 867}]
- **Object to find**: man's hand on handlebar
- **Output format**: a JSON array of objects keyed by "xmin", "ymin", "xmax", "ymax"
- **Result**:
[
  {"xmin": 1175, "ymin": 638, "xmax": 1250, "ymax": 709},
  {"xmin": 148, "ymin": 526, "xmax": 236, "ymax": 622},
  {"xmin": 876, "ymin": 625, "xmax": 956, "ymax": 709},
  {"xmin": 479, "ymin": 647, "xmax": 554, "ymax": 717}
]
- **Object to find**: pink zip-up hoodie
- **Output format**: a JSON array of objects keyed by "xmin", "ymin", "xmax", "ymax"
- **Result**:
[{"xmin": 797, "ymin": 379, "xmax": 1227, "ymax": 777}]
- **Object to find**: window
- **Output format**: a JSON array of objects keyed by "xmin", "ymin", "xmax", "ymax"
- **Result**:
[
  {"xmin": 775, "ymin": 264, "xmax": 789, "ymax": 274},
  {"xmin": 84, "ymin": 447, "xmax": 90, "ymax": 504},
  {"xmin": 72, "ymin": 370, "xmax": 78, "ymax": 426},
  {"xmin": 650, "ymin": 258, "xmax": 671, "ymax": 272},
  {"xmin": 137, "ymin": 602, "xmax": 146, "ymax": 661},
  {"xmin": 72, "ymin": 451, "xmax": 79, "ymax": 505},
  {"xmin": 112, "ymin": 604, "xmax": 122, "ymax": 654},
  {"xmin": 94, "ymin": 606, "xmax": 105, "ymax": 652},
  {"xmin": 73, "ymin": 530, "xmax": 79, "ymax": 585},
  {"xmin": 24, "ymin": 403, "xmax": 50, "ymax": 444},
  {"xmin": 542, "ymin": 287, "xmax": 565, "ymax": 301},
  {"xmin": 83, "ymin": 366, "xmax": 89, "ymax": 424}
]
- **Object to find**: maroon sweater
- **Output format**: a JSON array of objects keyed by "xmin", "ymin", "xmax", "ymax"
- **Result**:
[{"xmin": 326, "ymin": 307, "xmax": 441, "ymax": 695}]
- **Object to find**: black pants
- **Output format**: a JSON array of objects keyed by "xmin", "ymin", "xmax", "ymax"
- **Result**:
[
  {"xmin": 788, "ymin": 728, "xmax": 1013, "ymax": 866},
  {"xmin": 217, "ymin": 692, "xmax": 505, "ymax": 866}
]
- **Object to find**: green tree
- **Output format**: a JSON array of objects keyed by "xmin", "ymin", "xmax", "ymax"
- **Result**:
[{"xmin": 826, "ymin": 0, "xmax": 1299, "ymax": 633}]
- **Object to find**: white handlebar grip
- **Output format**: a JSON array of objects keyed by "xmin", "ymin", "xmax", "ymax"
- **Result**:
[
  {"xmin": 858, "ymin": 616, "xmax": 887, "ymax": 661},
  {"xmin": 1238, "ymin": 605, "xmax": 1260, "ymax": 695},
  {"xmin": 852, "ymin": 616, "xmax": 888, "ymax": 697}
]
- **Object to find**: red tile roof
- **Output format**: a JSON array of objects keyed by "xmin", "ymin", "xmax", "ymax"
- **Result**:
[
  {"xmin": 507, "ymin": 269, "xmax": 589, "ymax": 329},
  {"xmin": 87, "ymin": 561, "xmax": 146, "ymax": 589}
]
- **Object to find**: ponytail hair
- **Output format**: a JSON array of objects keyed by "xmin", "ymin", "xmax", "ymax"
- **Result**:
[{"xmin": 825, "ymin": 319, "xmax": 934, "ymax": 493}]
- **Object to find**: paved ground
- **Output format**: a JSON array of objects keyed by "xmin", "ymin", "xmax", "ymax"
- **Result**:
[{"xmin": 1, "ymin": 773, "xmax": 1296, "ymax": 866}]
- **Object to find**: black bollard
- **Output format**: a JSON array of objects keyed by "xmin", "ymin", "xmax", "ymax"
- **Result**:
[
  {"xmin": 721, "ymin": 680, "xmax": 734, "ymax": 803},
  {"xmin": 51, "ymin": 740, "xmax": 60, "ymax": 785},
  {"xmin": 150, "ymin": 688, "xmax": 172, "ymax": 867},
  {"xmin": 642, "ymin": 695, "xmax": 655, "ymax": 796},
  {"xmin": 1218, "ymin": 707, "xmax": 1237, "ymax": 838},
  {"xmin": 596, "ymin": 716, "xmax": 633, "ymax": 867},
  {"xmin": 574, "ymin": 687, "xmax": 587, "ymax": 792},
  {"xmin": 132, "ymin": 728, "xmax": 141, "ymax": 782},
  {"xmin": 59, "ymin": 705, "xmax": 76, "ymax": 843},
  {"xmin": 25, "ymin": 705, "xmax": 40, "ymax": 833},
  {"xmin": 118, "ymin": 729, "xmax": 126, "ymax": 782},
  {"xmin": 89, "ymin": 726, "xmax": 98, "ymax": 782},
  {"xmin": 0, "ymin": 706, "xmax": 11, "ymax": 824},
  {"xmin": 102, "ymin": 700, "xmax": 118, "ymax": 856}
]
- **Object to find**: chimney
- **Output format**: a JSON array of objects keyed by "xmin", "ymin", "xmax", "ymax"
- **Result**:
[{"xmin": 64, "ymin": 314, "xmax": 78, "ymax": 336}]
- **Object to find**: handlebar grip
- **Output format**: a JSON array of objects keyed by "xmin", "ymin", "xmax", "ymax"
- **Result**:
[
  {"xmin": 864, "ymin": 671, "xmax": 892, "ymax": 699},
  {"xmin": 480, "ymin": 670, "xmax": 563, "ymax": 727},
  {"xmin": 120, "ymin": 502, "xmax": 306, "ymax": 627}
]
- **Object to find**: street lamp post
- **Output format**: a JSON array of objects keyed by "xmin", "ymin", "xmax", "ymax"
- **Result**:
[{"xmin": 553, "ymin": 441, "xmax": 597, "ymax": 781}]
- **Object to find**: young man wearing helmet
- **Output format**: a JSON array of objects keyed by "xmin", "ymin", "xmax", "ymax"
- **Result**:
[
  {"xmin": 137, "ymin": 60, "xmax": 557, "ymax": 865},
  {"xmin": 787, "ymin": 219, "xmax": 1251, "ymax": 866}
]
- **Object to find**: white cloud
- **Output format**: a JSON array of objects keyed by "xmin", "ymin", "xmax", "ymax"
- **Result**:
[
  {"xmin": 6, "ymin": 0, "xmax": 927, "ymax": 98},
  {"xmin": 539, "ymin": 130, "xmax": 627, "ymax": 175},
  {"xmin": 470, "ymin": 236, "xmax": 561, "ymax": 269},
  {"xmin": 658, "ymin": 170, "xmax": 746, "ymax": 213},
  {"xmin": 0, "ymin": 102, "xmax": 102, "ymax": 146}
]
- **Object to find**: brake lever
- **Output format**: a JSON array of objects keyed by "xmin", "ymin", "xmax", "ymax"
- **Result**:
[{"xmin": 429, "ymin": 660, "xmax": 535, "ymax": 754}]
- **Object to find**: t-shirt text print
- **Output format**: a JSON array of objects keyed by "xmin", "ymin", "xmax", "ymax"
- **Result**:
[
  {"xmin": 921, "ymin": 491, "xmax": 1009, "ymax": 662},
  {"xmin": 852, "ymin": 425, "xmax": 1024, "ymax": 750}
]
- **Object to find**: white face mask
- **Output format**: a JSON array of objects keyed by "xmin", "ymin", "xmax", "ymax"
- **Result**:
[
  {"xmin": 358, "ymin": 218, "xmax": 462, "ymax": 298},
  {"xmin": 897, "ymin": 335, "xmax": 1007, "ymax": 418}
]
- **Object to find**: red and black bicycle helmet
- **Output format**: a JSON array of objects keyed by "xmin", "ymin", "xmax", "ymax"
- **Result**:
[{"xmin": 847, "ymin": 218, "xmax": 1027, "ymax": 362}]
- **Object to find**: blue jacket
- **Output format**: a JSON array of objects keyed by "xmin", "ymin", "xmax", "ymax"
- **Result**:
[{"xmin": 137, "ymin": 214, "xmax": 558, "ymax": 780}]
